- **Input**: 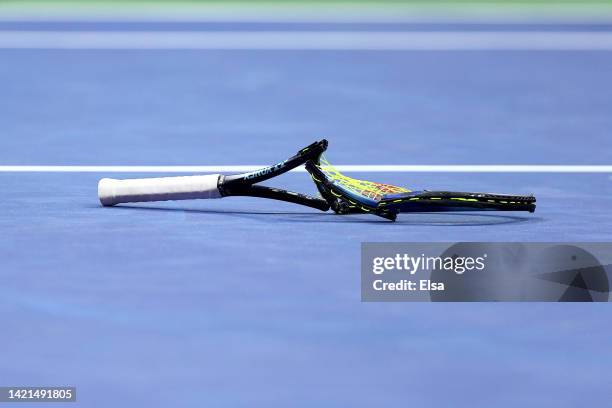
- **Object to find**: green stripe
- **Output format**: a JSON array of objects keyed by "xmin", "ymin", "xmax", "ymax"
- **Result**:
[
  {"xmin": 4, "ymin": 0, "xmax": 612, "ymax": 20},
  {"xmin": 5, "ymin": 0, "xmax": 612, "ymax": 6}
]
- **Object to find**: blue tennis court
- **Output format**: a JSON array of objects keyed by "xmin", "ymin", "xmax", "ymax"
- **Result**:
[{"xmin": 1, "ymin": 5, "xmax": 612, "ymax": 407}]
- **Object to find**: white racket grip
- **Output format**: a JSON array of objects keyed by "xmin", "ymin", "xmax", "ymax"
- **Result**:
[{"xmin": 98, "ymin": 174, "xmax": 222, "ymax": 206}]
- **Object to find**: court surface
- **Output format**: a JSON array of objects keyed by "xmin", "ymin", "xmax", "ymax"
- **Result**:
[{"xmin": 1, "ymin": 15, "xmax": 612, "ymax": 408}]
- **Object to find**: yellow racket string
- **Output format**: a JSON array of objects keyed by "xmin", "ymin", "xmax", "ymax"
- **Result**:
[{"xmin": 317, "ymin": 157, "xmax": 411, "ymax": 202}]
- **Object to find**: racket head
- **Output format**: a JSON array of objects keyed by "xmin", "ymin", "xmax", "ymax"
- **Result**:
[{"xmin": 306, "ymin": 154, "xmax": 536, "ymax": 219}]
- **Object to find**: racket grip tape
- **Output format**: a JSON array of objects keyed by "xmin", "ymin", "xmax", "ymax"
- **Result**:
[{"xmin": 98, "ymin": 174, "xmax": 222, "ymax": 206}]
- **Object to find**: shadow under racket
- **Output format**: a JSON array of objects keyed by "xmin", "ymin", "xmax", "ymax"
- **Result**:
[{"xmin": 104, "ymin": 204, "xmax": 542, "ymax": 226}]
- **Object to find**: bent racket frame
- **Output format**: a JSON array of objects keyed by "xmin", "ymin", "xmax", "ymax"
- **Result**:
[
  {"xmin": 99, "ymin": 140, "xmax": 330, "ymax": 211},
  {"xmin": 305, "ymin": 161, "xmax": 399, "ymax": 221},
  {"xmin": 305, "ymin": 153, "xmax": 536, "ymax": 221}
]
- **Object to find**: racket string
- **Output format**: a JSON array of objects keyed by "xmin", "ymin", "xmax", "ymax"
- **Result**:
[{"xmin": 317, "ymin": 157, "xmax": 410, "ymax": 202}]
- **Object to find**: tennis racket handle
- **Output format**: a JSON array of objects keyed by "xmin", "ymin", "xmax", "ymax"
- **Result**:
[{"xmin": 98, "ymin": 174, "xmax": 222, "ymax": 206}]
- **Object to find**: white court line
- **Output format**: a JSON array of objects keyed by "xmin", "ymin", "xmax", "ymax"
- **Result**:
[
  {"xmin": 1, "ymin": 165, "xmax": 611, "ymax": 173},
  {"xmin": 2, "ymin": 31, "xmax": 612, "ymax": 50}
]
